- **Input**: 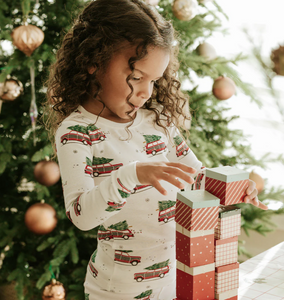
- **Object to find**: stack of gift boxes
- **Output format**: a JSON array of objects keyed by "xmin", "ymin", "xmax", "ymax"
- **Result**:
[{"xmin": 175, "ymin": 166, "xmax": 249, "ymax": 300}]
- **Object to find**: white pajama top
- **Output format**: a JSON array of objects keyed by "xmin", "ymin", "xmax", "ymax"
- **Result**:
[{"xmin": 55, "ymin": 105, "xmax": 202, "ymax": 298}]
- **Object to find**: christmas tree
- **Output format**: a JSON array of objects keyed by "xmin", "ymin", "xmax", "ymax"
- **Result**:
[{"xmin": 0, "ymin": 0, "xmax": 283, "ymax": 299}]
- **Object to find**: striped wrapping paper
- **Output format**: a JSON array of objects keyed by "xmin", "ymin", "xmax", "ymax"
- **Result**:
[
  {"xmin": 176, "ymin": 200, "xmax": 219, "ymax": 231},
  {"xmin": 205, "ymin": 178, "xmax": 249, "ymax": 205}
]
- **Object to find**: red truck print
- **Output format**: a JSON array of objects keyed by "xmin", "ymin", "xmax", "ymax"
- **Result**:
[
  {"xmin": 98, "ymin": 229, "xmax": 134, "ymax": 241},
  {"xmin": 92, "ymin": 162, "xmax": 123, "ymax": 177},
  {"xmin": 114, "ymin": 250, "xmax": 141, "ymax": 266},
  {"xmin": 107, "ymin": 201, "xmax": 126, "ymax": 210},
  {"xmin": 73, "ymin": 196, "xmax": 81, "ymax": 216},
  {"xmin": 88, "ymin": 261, "xmax": 98, "ymax": 277},
  {"xmin": 176, "ymin": 140, "xmax": 189, "ymax": 157},
  {"xmin": 66, "ymin": 211, "xmax": 72, "ymax": 222},
  {"xmin": 89, "ymin": 129, "xmax": 106, "ymax": 143},
  {"xmin": 134, "ymin": 266, "xmax": 169, "ymax": 282},
  {"xmin": 117, "ymin": 178, "xmax": 131, "ymax": 194},
  {"xmin": 61, "ymin": 130, "xmax": 91, "ymax": 146},
  {"xmin": 84, "ymin": 164, "xmax": 93, "ymax": 177},
  {"xmin": 158, "ymin": 205, "xmax": 175, "ymax": 223},
  {"xmin": 145, "ymin": 140, "xmax": 166, "ymax": 155},
  {"xmin": 131, "ymin": 184, "xmax": 152, "ymax": 194}
]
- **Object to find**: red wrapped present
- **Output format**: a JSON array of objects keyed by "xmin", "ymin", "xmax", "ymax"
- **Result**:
[
  {"xmin": 215, "ymin": 236, "xmax": 238, "ymax": 267},
  {"xmin": 215, "ymin": 205, "xmax": 241, "ymax": 240},
  {"xmin": 177, "ymin": 261, "xmax": 215, "ymax": 300},
  {"xmin": 205, "ymin": 166, "xmax": 249, "ymax": 205},
  {"xmin": 176, "ymin": 190, "xmax": 220, "ymax": 231},
  {"xmin": 215, "ymin": 262, "xmax": 239, "ymax": 294},
  {"xmin": 176, "ymin": 224, "xmax": 214, "ymax": 267}
]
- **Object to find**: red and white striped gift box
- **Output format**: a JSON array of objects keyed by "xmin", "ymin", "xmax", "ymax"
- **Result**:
[
  {"xmin": 215, "ymin": 262, "xmax": 239, "ymax": 294},
  {"xmin": 205, "ymin": 166, "xmax": 249, "ymax": 205},
  {"xmin": 176, "ymin": 190, "xmax": 220, "ymax": 231},
  {"xmin": 215, "ymin": 236, "xmax": 238, "ymax": 267}
]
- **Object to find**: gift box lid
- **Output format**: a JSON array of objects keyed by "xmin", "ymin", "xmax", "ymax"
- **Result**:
[
  {"xmin": 219, "ymin": 205, "xmax": 241, "ymax": 218},
  {"xmin": 177, "ymin": 190, "xmax": 220, "ymax": 209},
  {"xmin": 216, "ymin": 262, "xmax": 239, "ymax": 273},
  {"xmin": 206, "ymin": 166, "xmax": 249, "ymax": 183}
]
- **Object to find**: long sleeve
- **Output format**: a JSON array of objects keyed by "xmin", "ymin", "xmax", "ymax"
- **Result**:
[
  {"xmin": 166, "ymin": 124, "xmax": 204, "ymax": 190},
  {"xmin": 55, "ymin": 122, "xmax": 140, "ymax": 231}
]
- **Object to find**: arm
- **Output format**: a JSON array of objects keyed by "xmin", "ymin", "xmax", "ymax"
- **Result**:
[
  {"xmin": 166, "ymin": 125, "xmax": 268, "ymax": 209},
  {"xmin": 56, "ymin": 123, "xmax": 140, "ymax": 231}
]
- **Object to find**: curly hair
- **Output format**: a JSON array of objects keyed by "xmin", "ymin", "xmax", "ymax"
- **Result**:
[{"xmin": 44, "ymin": 0, "xmax": 190, "ymax": 144}]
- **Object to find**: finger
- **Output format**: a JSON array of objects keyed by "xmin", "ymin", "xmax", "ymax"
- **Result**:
[
  {"xmin": 244, "ymin": 196, "xmax": 268, "ymax": 210},
  {"xmin": 246, "ymin": 180, "xmax": 256, "ymax": 195},
  {"xmin": 258, "ymin": 201, "xmax": 268, "ymax": 210},
  {"xmin": 244, "ymin": 189, "xmax": 258, "ymax": 202},
  {"xmin": 151, "ymin": 180, "xmax": 168, "ymax": 195},
  {"xmin": 163, "ymin": 166, "xmax": 195, "ymax": 184},
  {"xmin": 166, "ymin": 162, "xmax": 196, "ymax": 174},
  {"xmin": 159, "ymin": 172, "xmax": 186, "ymax": 190}
]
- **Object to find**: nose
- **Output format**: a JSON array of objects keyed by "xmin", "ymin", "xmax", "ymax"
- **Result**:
[{"xmin": 136, "ymin": 81, "xmax": 153, "ymax": 101}]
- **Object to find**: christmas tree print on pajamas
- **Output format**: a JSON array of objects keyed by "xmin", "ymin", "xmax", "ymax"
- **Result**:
[
  {"xmin": 143, "ymin": 135, "xmax": 166, "ymax": 156},
  {"xmin": 134, "ymin": 289, "xmax": 153, "ymax": 299},
  {"xmin": 84, "ymin": 156, "xmax": 123, "ymax": 177},
  {"xmin": 114, "ymin": 250, "xmax": 141, "ymax": 266},
  {"xmin": 173, "ymin": 135, "xmax": 190, "ymax": 157},
  {"xmin": 89, "ymin": 249, "xmax": 98, "ymax": 278},
  {"xmin": 134, "ymin": 259, "xmax": 170, "ymax": 282},
  {"xmin": 98, "ymin": 221, "xmax": 134, "ymax": 241},
  {"xmin": 158, "ymin": 200, "xmax": 176, "ymax": 223},
  {"xmin": 60, "ymin": 124, "xmax": 106, "ymax": 146}
]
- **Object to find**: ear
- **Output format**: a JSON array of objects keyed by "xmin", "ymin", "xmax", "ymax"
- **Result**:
[{"xmin": 88, "ymin": 66, "xmax": 96, "ymax": 75}]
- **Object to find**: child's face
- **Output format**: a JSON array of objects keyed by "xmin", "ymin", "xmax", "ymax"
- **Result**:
[{"xmin": 90, "ymin": 46, "xmax": 170, "ymax": 122}]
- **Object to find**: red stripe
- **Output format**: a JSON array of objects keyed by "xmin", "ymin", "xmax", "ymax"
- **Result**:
[
  {"xmin": 205, "ymin": 178, "xmax": 226, "ymax": 202},
  {"xmin": 176, "ymin": 201, "xmax": 218, "ymax": 231},
  {"xmin": 191, "ymin": 206, "xmax": 219, "ymax": 230}
]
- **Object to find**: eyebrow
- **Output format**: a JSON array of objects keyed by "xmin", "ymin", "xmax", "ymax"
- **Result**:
[{"xmin": 135, "ymin": 68, "xmax": 163, "ymax": 80}]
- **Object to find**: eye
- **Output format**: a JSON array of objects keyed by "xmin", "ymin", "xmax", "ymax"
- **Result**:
[{"xmin": 131, "ymin": 76, "xmax": 141, "ymax": 81}]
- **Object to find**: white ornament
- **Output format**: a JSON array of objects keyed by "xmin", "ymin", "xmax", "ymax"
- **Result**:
[
  {"xmin": 196, "ymin": 42, "xmax": 217, "ymax": 61},
  {"xmin": 172, "ymin": 0, "xmax": 199, "ymax": 21}
]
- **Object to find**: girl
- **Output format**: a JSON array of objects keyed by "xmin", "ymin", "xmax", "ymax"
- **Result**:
[{"xmin": 46, "ymin": 0, "xmax": 267, "ymax": 299}]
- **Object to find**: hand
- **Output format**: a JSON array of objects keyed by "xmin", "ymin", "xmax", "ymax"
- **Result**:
[
  {"xmin": 136, "ymin": 162, "xmax": 196, "ymax": 195},
  {"xmin": 244, "ymin": 179, "xmax": 268, "ymax": 210}
]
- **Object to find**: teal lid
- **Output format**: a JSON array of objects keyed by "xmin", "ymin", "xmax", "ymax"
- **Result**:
[
  {"xmin": 206, "ymin": 166, "xmax": 249, "ymax": 183},
  {"xmin": 219, "ymin": 205, "xmax": 241, "ymax": 218},
  {"xmin": 177, "ymin": 190, "xmax": 220, "ymax": 209}
]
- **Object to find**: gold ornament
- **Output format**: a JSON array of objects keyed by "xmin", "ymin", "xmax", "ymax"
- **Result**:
[
  {"xmin": 249, "ymin": 171, "xmax": 265, "ymax": 193},
  {"xmin": 0, "ymin": 78, "xmax": 23, "ymax": 101},
  {"xmin": 172, "ymin": 0, "xmax": 199, "ymax": 21},
  {"xmin": 34, "ymin": 160, "xmax": 60, "ymax": 187},
  {"xmin": 271, "ymin": 45, "xmax": 284, "ymax": 76},
  {"xmin": 212, "ymin": 76, "xmax": 236, "ymax": 100},
  {"xmin": 196, "ymin": 42, "xmax": 217, "ymax": 61},
  {"xmin": 11, "ymin": 24, "xmax": 44, "ymax": 56},
  {"xmin": 42, "ymin": 279, "xmax": 66, "ymax": 300},
  {"xmin": 25, "ymin": 202, "xmax": 57, "ymax": 235}
]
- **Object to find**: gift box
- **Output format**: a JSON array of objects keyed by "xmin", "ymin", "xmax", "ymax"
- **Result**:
[
  {"xmin": 177, "ymin": 261, "xmax": 215, "ymax": 300},
  {"xmin": 215, "ymin": 263, "xmax": 239, "ymax": 294},
  {"xmin": 215, "ymin": 236, "xmax": 238, "ymax": 267},
  {"xmin": 215, "ymin": 288, "xmax": 238, "ymax": 300},
  {"xmin": 176, "ymin": 190, "xmax": 220, "ymax": 231},
  {"xmin": 205, "ymin": 166, "xmax": 249, "ymax": 205},
  {"xmin": 176, "ymin": 224, "xmax": 214, "ymax": 267},
  {"xmin": 215, "ymin": 205, "xmax": 241, "ymax": 240}
]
